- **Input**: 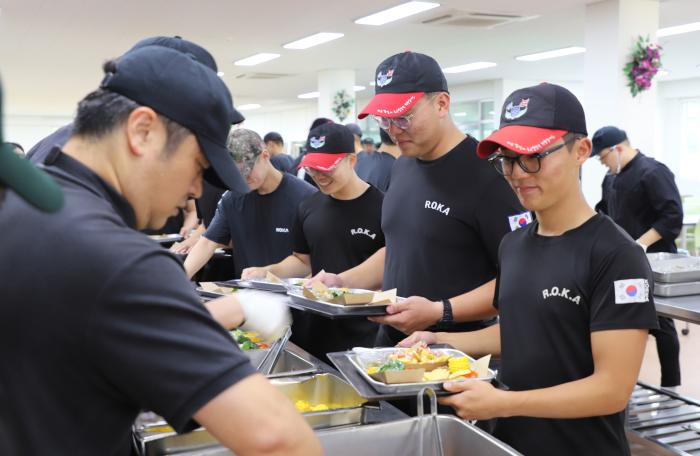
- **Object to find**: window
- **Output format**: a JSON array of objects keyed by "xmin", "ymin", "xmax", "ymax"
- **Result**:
[{"xmin": 451, "ymin": 100, "xmax": 496, "ymax": 140}]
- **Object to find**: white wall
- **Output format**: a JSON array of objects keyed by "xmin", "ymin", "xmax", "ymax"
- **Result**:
[
  {"xmin": 238, "ymin": 104, "xmax": 318, "ymax": 157},
  {"xmin": 5, "ymin": 114, "xmax": 73, "ymax": 153}
]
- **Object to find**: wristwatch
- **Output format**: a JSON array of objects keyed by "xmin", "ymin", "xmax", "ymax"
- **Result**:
[{"xmin": 440, "ymin": 299, "xmax": 453, "ymax": 324}]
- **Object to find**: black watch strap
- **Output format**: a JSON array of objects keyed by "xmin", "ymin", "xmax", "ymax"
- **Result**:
[{"xmin": 440, "ymin": 298, "xmax": 453, "ymax": 324}]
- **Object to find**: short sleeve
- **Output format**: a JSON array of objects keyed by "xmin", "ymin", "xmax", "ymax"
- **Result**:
[
  {"xmin": 203, "ymin": 196, "xmax": 231, "ymax": 245},
  {"xmin": 87, "ymin": 251, "xmax": 256, "ymax": 432},
  {"xmin": 475, "ymin": 176, "xmax": 525, "ymax": 268},
  {"xmin": 589, "ymin": 243, "xmax": 659, "ymax": 332},
  {"xmin": 292, "ymin": 201, "xmax": 310, "ymax": 254}
]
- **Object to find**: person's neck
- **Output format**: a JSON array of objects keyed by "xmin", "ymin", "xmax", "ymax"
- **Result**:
[
  {"xmin": 379, "ymin": 144, "xmax": 401, "ymax": 159},
  {"xmin": 62, "ymin": 135, "xmax": 124, "ymax": 194},
  {"xmin": 257, "ymin": 167, "xmax": 283, "ymax": 195},
  {"xmin": 330, "ymin": 174, "xmax": 369, "ymax": 200},
  {"xmin": 535, "ymin": 189, "xmax": 596, "ymax": 237},
  {"xmin": 619, "ymin": 147, "xmax": 638, "ymax": 171},
  {"xmin": 420, "ymin": 123, "xmax": 465, "ymax": 161}
]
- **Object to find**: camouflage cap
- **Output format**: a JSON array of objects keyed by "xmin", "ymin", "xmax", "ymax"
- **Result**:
[{"xmin": 227, "ymin": 128, "xmax": 264, "ymax": 174}]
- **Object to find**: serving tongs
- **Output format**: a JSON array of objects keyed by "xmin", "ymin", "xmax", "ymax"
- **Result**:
[
  {"xmin": 259, "ymin": 326, "xmax": 292, "ymax": 376},
  {"xmin": 416, "ymin": 387, "xmax": 444, "ymax": 456}
]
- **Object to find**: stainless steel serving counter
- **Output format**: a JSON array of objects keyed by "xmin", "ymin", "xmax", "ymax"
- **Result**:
[{"xmin": 655, "ymin": 295, "xmax": 700, "ymax": 324}]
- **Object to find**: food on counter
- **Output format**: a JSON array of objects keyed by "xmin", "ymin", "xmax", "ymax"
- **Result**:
[
  {"xmin": 294, "ymin": 400, "xmax": 345, "ymax": 413},
  {"xmin": 230, "ymin": 329, "xmax": 270, "ymax": 350}
]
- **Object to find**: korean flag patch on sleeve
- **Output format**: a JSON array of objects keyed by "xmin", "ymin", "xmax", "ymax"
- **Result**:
[
  {"xmin": 614, "ymin": 279, "xmax": 649, "ymax": 304},
  {"xmin": 508, "ymin": 211, "xmax": 533, "ymax": 231}
]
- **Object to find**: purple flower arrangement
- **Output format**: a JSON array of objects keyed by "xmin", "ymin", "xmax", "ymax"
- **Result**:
[{"xmin": 624, "ymin": 36, "xmax": 663, "ymax": 97}]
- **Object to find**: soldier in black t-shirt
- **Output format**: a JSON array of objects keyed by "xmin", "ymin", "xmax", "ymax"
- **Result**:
[
  {"xmin": 403, "ymin": 83, "xmax": 658, "ymax": 456},
  {"xmin": 184, "ymin": 128, "xmax": 316, "ymax": 279},
  {"xmin": 309, "ymin": 52, "xmax": 524, "ymax": 346},
  {"xmin": 242, "ymin": 123, "xmax": 384, "ymax": 361}
]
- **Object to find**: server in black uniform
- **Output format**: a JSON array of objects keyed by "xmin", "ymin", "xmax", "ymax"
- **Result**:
[
  {"xmin": 242, "ymin": 123, "xmax": 384, "ymax": 361},
  {"xmin": 184, "ymin": 128, "xmax": 316, "ymax": 279},
  {"xmin": 310, "ymin": 52, "xmax": 524, "ymax": 346},
  {"xmin": 592, "ymin": 125, "xmax": 683, "ymax": 389},
  {"xmin": 0, "ymin": 46, "xmax": 320, "ymax": 455},
  {"xmin": 403, "ymin": 83, "xmax": 658, "ymax": 456}
]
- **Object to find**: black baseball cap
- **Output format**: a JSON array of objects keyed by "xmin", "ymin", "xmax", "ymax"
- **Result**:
[
  {"xmin": 345, "ymin": 122, "xmax": 362, "ymax": 138},
  {"xmin": 101, "ymin": 46, "xmax": 248, "ymax": 193},
  {"xmin": 0, "ymin": 79, "xmax": 64, "ymax": 212},
  {"xmin": 359, "ymin": 51, "xmax": 448, "ymax": 119},
  {"xmin": 128, "ymin": 36, "xmax": 245, "ymax": 125},
  {"xmin": 591, "ymin": 126, "xmax": 627, "ymax": 156},
  {"xmin": 361, "ymin": 137, "xmax": 375, "ymax": 145},
  {"xmin": 298, "ymin": 123, "xmax": 355, "ymax": 171},
  {"xmin": 477, "ymin": 83, "xmax": 587, "ymax": 158}
]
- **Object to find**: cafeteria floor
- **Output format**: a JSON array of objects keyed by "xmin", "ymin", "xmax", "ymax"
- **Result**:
[{"xmin": 630, "ymin": 322, "xmax": 700, "ymax": 455}]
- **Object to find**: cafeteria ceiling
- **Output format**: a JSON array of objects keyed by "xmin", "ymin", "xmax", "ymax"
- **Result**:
[{"xmin": 1, "ymin": 0, "xmax": 699, "ymax": 115}]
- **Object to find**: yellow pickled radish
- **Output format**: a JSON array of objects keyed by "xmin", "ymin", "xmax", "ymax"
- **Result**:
[{"xmin": 448, "ymin": 357, "xmax": 470, "ymax": 373}]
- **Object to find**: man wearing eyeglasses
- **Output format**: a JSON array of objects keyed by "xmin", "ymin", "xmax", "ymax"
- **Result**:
[
  {"xmin": 592, "ymin": 125, "xmax": 683, "ymax": 391},
  {"xmin": 242, "ymin": 122, "xmax": 384, "ymax": 361},
  {"xmin": 309, "ymin": 51, "xmax": 524, "ymax": 347},
  {"xmin": 401, "ymin": 83, "xmax": 658, "ymax": 455},
  {"xmin": 183, "ymin": 128, "xmax": 316, "ymax": 280}
]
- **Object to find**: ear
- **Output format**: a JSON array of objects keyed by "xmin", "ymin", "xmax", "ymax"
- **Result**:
[
  {"xmin": 576, "ymin": 137, "xmax": 593, "ymax": 164},
  {"xmin": 260, "ymin": 149, "xmax": 271, "ymax": 161},
  {"xmin": 347, "ymin": 153, "xmax": 358, "ymax": 167},
  {"xmin": 125, "ymin": 107, "xmax": 161, "ymax": 157},
  {"xmin": 435, "ymin": 92, "xmax": 451, "ymax": 118}
]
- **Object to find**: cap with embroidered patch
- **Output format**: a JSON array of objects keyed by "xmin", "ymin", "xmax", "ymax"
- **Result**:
[
  {"xmin": 358, "ymin": 51, "xmax": 448, "ymax": 119},
  {"xmin": 298, "ymin": 123, "xmax": 355, "ymax": 171},
  {"xmin": 476, "ymin": 83, "xmax": 587, "ymax": 158}
]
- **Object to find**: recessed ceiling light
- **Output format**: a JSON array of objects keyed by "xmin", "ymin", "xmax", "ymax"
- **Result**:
[
  {"xmin": 454, "ymin": 112, "xmax": 467, "ymax": 117},
  {"xmin": 283, "ymin": 33, "xmax": 344, "ymax": 50},
  {"xmin": 657, "ymin": 69, "xmax": 670, "ymax": 77},
  {"xmin": 234, "ymin": 53, "xmax": 281, "ymax": 66},
  {"xmin": 298, "ymin": 91, "xmax": 320, "ymax": 99},
  {"xmin": 353, "ymin": 85, "xmax": 366, "ymax": 92},
  {"xmin": 657, "ymin": 21, "xmax": 700, "ymax": 37},
  {"xmin": 216, "ymin": 72, "xmax": 225, "ymax": 77},
  {"xmin": 237, "ymin": 104, "xmax": 261, "ymax": 111},
  {"xmin": 515, "ymin": 47, "xmax": 585, "ymax": 62},
  {"xmin": 355, "ymin": 1, "xmax": 440, "ymax": 26},
  {"xmin": 442, "ymin": 62, "xmax": 497, "ymax": 74}
]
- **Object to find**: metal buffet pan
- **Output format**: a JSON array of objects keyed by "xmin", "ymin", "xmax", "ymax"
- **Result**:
[
  {"xmin": 654, "ymin": 281, "xmax": 700, "ymax": 297},
  {"xmin": 240, "ymin": 326, "xmax": 291, "ymax": 374},
  {"xmin": 328, "ymin": 348, "xmax": 495, "ymax": 401},
  {"xmin": 266, "ymin": 348, "xmax": 317, "ymax": 378},
  {"xmin": 286, "ymin": 289, "xmax": 389, "ymax": 318},
  {"xmin": 647, "ymin": 253, "xmax": 700, "ymax": 283},
  {"xmin": 316, "ymin": 388, "xmax": 522, "ymax": 456},
  {"xmin": 132, "ymin": 373, "xmax": 374, "ymax": 455}
]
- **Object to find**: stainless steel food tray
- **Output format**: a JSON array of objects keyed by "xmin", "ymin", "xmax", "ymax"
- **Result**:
[
  {"xmin": 654, "ymin": 280, "xmax": 700, "ymax": 297},
  {"xmin": 217, "ymin": 278, "xmax": 303, "ymax": 293},
  {"xmin": 237, "ymin": 326, "xmax": 291, "ymax": 374},
  {"xmin": 287, "ymin": 289, "xmax": 389, "ymax": 318},
  {"xmin": 328, "ymin": 348, "xmax": 495, "ymax": 400},
  {"xmin": 147, "ymin": 233, "xmax": 183, "ymax": 244},
  {"xmin": 316, "ymin": 411, "xmax": 522, "ymax": 456},
  {"xmin": 647, "ymin": 253, "xmax": 700, "ymax": 283}
]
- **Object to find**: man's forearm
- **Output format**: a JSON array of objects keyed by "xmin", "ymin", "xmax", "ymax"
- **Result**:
[
  {"xmin": 436, "ymin": 323, "xmax": 501, "ymax": 358},
  {"xmin": 339, "ymin": 247, "xmax": 385, "ymax": 290},
  {"xmin": 638, "ymin": 228, "xmax": 662, "ymax": 248},
  {"xmin": 451, "ymin": 279, "xmax": 499, "ymax": 322},
  {"xmin": 268, "ymin": 254, "xmax": 312, "ymax": 278},
  {"xmin": 184, "ymin": 236, "xmax": 223, "ymax": 279},
  {"xmin": 204, "ymin": 295, "xmax": 245, "ymax": 329}
]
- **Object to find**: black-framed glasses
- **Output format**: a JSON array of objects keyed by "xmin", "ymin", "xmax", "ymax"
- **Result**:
[{"xmin": 488, "ymin": 134, "xmax": 581, "ymax": 176}]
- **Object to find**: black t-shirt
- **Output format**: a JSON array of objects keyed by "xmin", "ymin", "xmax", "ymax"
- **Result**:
[
  {"xmin": 355, "ymin": 151, "xmax": 396, "ymax": 192},
  {"xmin": 380, "ymin": 136, "xmax": 524, "ymax": 343},
  {"xmin": 493, "ymin": 214, "xmax": 659, "ymax": 455},
  {"xmin": 0, "ymin": 148, "xmax": 256, "ymax": 456},
  {"xmin": 291, "ymin": 186, "xmax": 385, "ymax": 359},
  {"xmin": 205, "ymin": 174, "xmax": 317, "ymax": 278},
  {"xmin": 270, "ymin": 153, "xmax": 296, "ymax": 174},
  {"xmin": 196, "ymin": 180, "xmax": 227, "ymax": 228},
  {"xmin": 595, "ymin": 152, "xmax": 683, "ymax": 253}
]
